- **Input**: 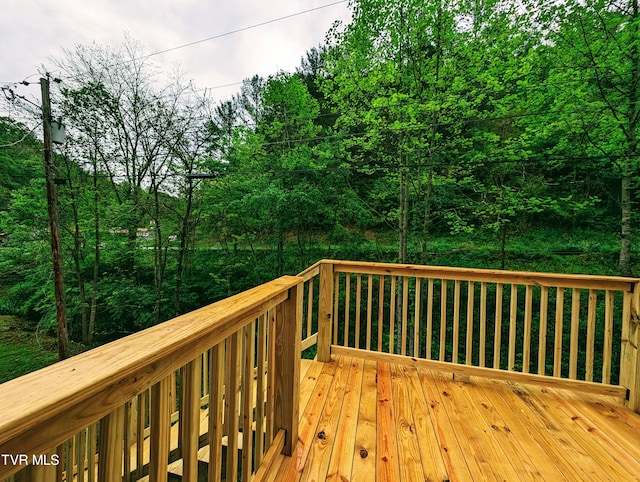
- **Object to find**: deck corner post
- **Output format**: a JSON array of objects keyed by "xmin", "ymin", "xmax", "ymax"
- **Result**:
[
  {"xmin": 317, "ymin": 261, "xmax": 334, "ymax": 362},
  {"xmin": 620, "ymin": 281, "xmax": 640, "ymax": 412},
  {"xmin": 274, "ymin": 281, "xmax": 302, "ymax": 456}
]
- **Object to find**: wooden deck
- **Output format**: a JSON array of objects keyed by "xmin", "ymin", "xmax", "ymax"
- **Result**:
[{"xmin": 268, "ymin": 355, "xmax": 640, "ymax": 481}]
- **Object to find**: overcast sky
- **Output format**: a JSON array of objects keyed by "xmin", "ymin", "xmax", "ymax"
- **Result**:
[{"xmin": 1, "ymin": 0, "xmax": 352, "ymax": 103}]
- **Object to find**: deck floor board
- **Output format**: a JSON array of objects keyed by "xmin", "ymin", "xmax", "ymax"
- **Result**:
[{"xmin": 273, "ymin": 355, "xmax": 640, "ymax": 481}]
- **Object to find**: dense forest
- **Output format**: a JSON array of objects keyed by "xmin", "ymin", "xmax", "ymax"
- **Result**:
[{"xmin": 0, "ymin": 0, "xmax": 638, "ymax": 362}]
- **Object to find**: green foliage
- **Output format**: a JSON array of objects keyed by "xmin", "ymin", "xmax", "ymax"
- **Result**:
[{"xmin": 1, "ymin": 1, "xmax": 639, "ymax": 381}]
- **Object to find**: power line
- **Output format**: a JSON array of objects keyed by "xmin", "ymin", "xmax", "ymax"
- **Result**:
[
  {"xmin": 48, "ymin": 0, "xmax": 349, "ymax": 87},
  {"xmin": 139, "ymin": 0, "xmax": 349, "ymax": 60}
]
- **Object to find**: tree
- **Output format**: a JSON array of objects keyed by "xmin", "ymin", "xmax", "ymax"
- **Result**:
[
  {"xmin": 56, "ymin": 37, "xmax": 215, "ymax": 326},
  {"xmin": 534, "ymin": 0, "xmax": 640, "ymax": 275}
]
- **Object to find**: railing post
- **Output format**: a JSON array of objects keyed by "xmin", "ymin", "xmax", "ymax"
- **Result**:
[
  {"xmin": 149, "ymin": 377, "xmax": 171, "ymax": 482},
  {"xmin": 317, "ymin": 261, "xmax": 334, "ymax": 362},
  {"xmin": 620, "ymin": 281, "xmax": 640, "ymax": 412},
  {"xmin": 97, "ymin": 405, "xmax": 124, "ymax": 482},
  {"xmin": 274, "ymin": 281, "xmax": 302, "ymax": 456}
]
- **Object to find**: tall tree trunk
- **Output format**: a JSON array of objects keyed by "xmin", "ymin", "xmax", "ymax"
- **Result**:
[
  {"xmin": 152, "ymin": 186, "xmax": 167, "ymax": 325},
  {"xmin": 398, "ymin": 163, "xmax": 409, "ymax": 265},
  {"xmin": 277, "ymin": 231, "xmax": 284, "ymax": 277},
  {"xmin": 620, "ymin": 0, "xmax": 638, "ymax": 276},
  {"xmin": 620, "ymin": 175, "xmax": 632, "ymax": 276},
  {"xmin": 175, "ymin": 181, "xmax": 196, "ymax": 316},
  {"xmin": 89, "ymin": 163, "xmax": 99, "ymax": 344},
  {"xmin": 500, "ymin": 222, "xmax": 508, "ymax": 270},
  {"xmin": 396, "ymin": 160, "xmax": 410, "ymax": 354},
  {"xmin": 421, "ymin": 165, "xmax": 434, "ymax": 265},
  {"xmin": 63, "ymin": 158, "xmax": 88, "ymax": 343}
]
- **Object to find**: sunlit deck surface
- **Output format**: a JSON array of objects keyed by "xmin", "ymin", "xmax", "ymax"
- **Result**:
[{"xmin": 277, "ymin": 356, "xmax": 640, "ymax": 482}]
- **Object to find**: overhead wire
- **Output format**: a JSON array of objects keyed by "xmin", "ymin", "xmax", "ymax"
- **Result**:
[
  {"xmin": 47, "ymin": 0, "xmax": 349, "ymax": 87},
  {"xmin": 137, "ymin": 0, "xmax": 348, "ymax": 60}
]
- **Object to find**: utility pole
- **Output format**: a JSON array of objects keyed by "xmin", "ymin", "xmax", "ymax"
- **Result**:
[{"xmin": 41, "ymin": 76, "xmax": 69, "ymax": 360}]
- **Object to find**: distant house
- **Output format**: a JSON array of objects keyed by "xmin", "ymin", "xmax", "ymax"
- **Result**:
[{"xmin": 107, "ymin": 227, "xmax": 155, "ymax": 239}]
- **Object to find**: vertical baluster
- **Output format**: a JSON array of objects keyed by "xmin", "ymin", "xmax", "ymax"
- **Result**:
[
  {"xmin": 427, "ymin": 279, "xmax": 434, "ymax": 360},
  {"xmin": 569, "ymin": 289, "xmax": 581, "ymax": 379},
  {"xmin": 366, "ymin": 274, "xmax": 373, "ymax": 351},
  {"xmin": 355, "ymin": 274, "xmax": 362, "ymax": 349},
  {"xmin": 453, "ymin": 280, "xmax": 461, "ymax": 363},
  {"xmin": 149, "ymin": 377, "xmax": 170, "ymax": 482},
  {"xmin": 242, "ymin": 321, "xmax": 256, "ymax": 481},
  {"xmin": 266, "ymin": 310, "xmax": 276, "ymax": 450},
  {"xmin": 344, "ymin": 273, "xmax": 351, "ymax": 347},
  {"xmin": 170, "ymin": 371, "xmax": 177, "ymax": 415},
  {"xmin": 585, "ymin": 289, "xmax": 597, "ymax": 381},
  {"xmin": 602, "ymin": 290, "xmax": 614, "ymax": 384},
  {"xmin": 538, "ymin": 287, "xmax": 549, "ymax": 375},
  {"xmin": 75, "ymin": 429, "xmax": 86, "ymax": 482},
  {"xmin": 64, "ymin": 438, "xmax": 72, "ymax": 482},
  {"xmin": 389, "ymin": 276, "xmax": 397, "ymax": 354},
  {"xmin": 181, "ymin": 358, "xmax": 202, "ymax": 482},
  {"xmin": 87, "ymin": 423, "xmax": 97, "ymax": 482},
  {"xmin": 333, "ymin": 272, "xmax": 340, "ymax": 345},
  {"xmin": 136, "ymin": 392, "xmax": 145, "ymax": 479},
  {"xmin": 226, "ymin": 331, "xmax": 241, "ymax": 482},
  {"xmin": 553, "ymin": 288, "xmax": 565, "ymax": 377},
  {"xmin": 307, "ymin": 278, "xmax": 314, "ymax": 339},
  {"xmin": 523, "ymin": 285, "xmax": 533, "ymax": 373},
  {"xmin": 97, "ymin": 405, "xmax": 124, "ymax": 482},
  {"xmin": 208, "ymin": 342, "xmax": 224, "ymax": 482},
  {"xmin": 202, "ymin": 349, "xmax": 210, "ymax": 400},
  {"xmin": 479, "ymin": 282, "xmax": 487, "ymax": 367},
  {"xmin": 440, "ymin": 280, "xmax": 447, "ymax": 361},
  {"xmin": 378, "ymin": 275, "xmax": 385, "ymax": 352},
  {"xmin": 401, "ymin": 276, "xmax": 409, "ymax": 356},
  {"xmin": 493, "ymin": 283, "xmax": 503, "ymax": 369},
  {"xmin": 122, "ymin": 401, "xmax": 131, "ymax": 481},
  {"xmin": 508, "ymin": 284, "xmax": 518, "ymax": 371},
  {"xmin": 414, "ymin": 277, "xmax": 422, "ymax": 358},
  {"xmin": 56, "ymin": 443, "xmax": 64, "ymax": 482},
  {"xmin": 255, "ymin": 314, "xmax": 267, "ymax": 468},
  {"xmin": 466, "ymin": 281, "xmax": 475, "ymax": 365}
]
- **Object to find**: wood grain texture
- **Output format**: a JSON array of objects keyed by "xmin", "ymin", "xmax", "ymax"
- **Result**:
[
  {"xmin": 331, "ymin": 345, "xmax": 627, "ymax": 398},
  {"xmin": 285, "ymin": 356, "xmax": 640, "ymax": 481}
]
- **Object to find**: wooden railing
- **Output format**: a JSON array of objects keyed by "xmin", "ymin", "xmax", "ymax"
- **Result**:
[
  {"xmin": 309, "ymin": 260, "xmax": 640, "ymax": 412},
  {"xmin": 1, "ymin": 259, "xmax": 638, "ymax": 481},
  {"xmin": 0, "ymin": 276, "xmax": 302, "ymax": 482}
]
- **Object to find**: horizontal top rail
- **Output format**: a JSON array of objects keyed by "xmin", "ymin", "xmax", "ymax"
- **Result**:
[
  {"xmin": 325, "ymin": 259, "xmax": 639, "ymax": 291},
  {"xmin": 0, "ymin": 275, "xmax": 302, "ymax": 458},
  {"xmin": 297, "ymin": 261, "xmax": 321, "ymax": 281}
]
